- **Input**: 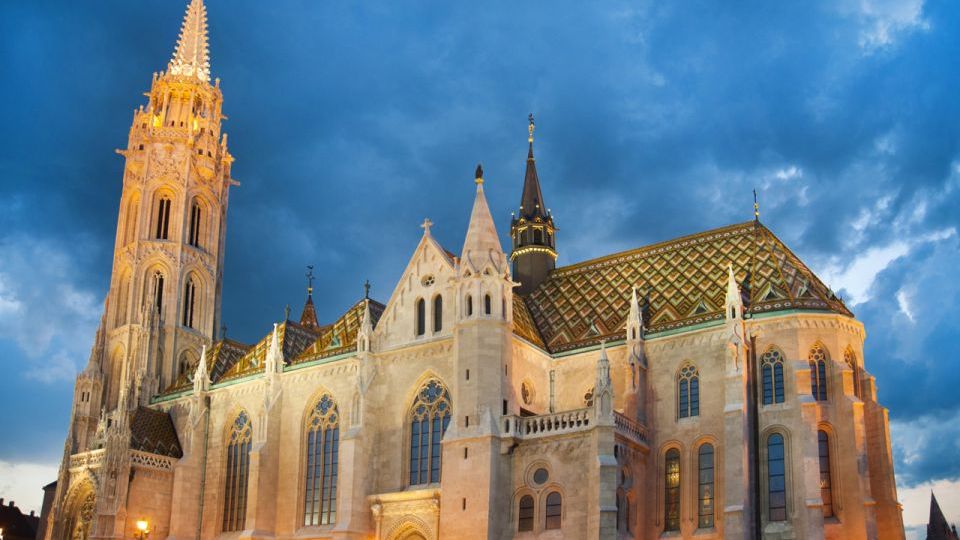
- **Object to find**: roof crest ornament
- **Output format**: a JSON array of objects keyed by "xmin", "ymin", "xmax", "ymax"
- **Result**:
[
  {"xmin": 421, "ymin": 218, "xmax": 433, "ymax": 236},
  {"xmin": 753, "ymin": 188, "xmax": 760, "ymax": 222}
]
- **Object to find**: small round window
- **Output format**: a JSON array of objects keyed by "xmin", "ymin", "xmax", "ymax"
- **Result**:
[
  {"xmin": 533, "ymin": 468, "xmax": 549, "ymax": 485},
  {"xmin": 421, "ymin": 275, "xmax": 435, "ymax": 287}
]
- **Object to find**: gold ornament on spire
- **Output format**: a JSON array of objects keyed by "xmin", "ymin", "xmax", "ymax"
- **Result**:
[
  {"xmin": 528, "ymin": 113, "xmax": 535, "ymax": 144},
  {"xmin": 753, "ymin": 189, "xmax": 760, "ymax": 221},
  {"xmin": 475, "ymin": 163, "xmax": 484, "ymax": 185},
  {"xmin": 168, "ymin": 0, "xmax": 211, "ymax": 82}
]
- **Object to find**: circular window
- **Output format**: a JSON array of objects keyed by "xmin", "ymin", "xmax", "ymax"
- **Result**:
[
  {"xmin": 533, "ymin": 468, "xmax": 549, "ymax": 485},
  {"xmin": 421, "ymin": 275, "xmax": 435, "ymax": 287}
]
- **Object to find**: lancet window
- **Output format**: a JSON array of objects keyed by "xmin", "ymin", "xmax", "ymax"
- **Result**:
[
  {"xmin": 182, "ymin": 277, "xmax": 197, "ymax": 328},
  {"xmin": 223, "ymin": 411, "xmax": 252, "ymax": 532},
  {"xmin": 433, "ymin": 295, "xmax": 443, "ymax": 332},
  {"xmin": 767, "ymin": 433, "xmax": 787, "ymax": 522},
  {"xmin": 664, "ymin": 448, "xmax": 681, "ymax": 531},
  {"xmin": 809, "ymin": 344, "xmax": 828, "ymax": 401},
  {"xmin": 698, "ymin": 444, "xmax": 715, "ymax": 528},
  {"xmin": 408, "ymin": 379, "xmax": 451, "ymax": 486},
  {"xmin": 303, "ymin": 394, "xmax": 340, "ymax": 526},
  {"xmin": 761, "ymin": 348, "xmax": 785, "ymax": 405},
  {"xmin": 678, "ymin": 364, "xmax": 700, "ymax": 418},
  {"xmin": 155, "ymin": 196, "xmax": 171, "ymax": 240},
  {"xmin": 415, "ymin": 298, "xmax": 426, "ymax": 336},
  {"xmin": 188, "ymin": 200, "xmax": 202, "ymax": 247},
  {"xmin": 844, "ymin": 348, "xmax": 862, "ymax": 399},
  {"xmin": 818, "ymin": 430, "xmax": 834, "ymax": 518}
]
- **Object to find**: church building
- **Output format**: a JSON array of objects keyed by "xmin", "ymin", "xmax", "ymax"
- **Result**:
[{"xmin": 43, "ymin": 1, "xmax": 907, "ymax": 539}]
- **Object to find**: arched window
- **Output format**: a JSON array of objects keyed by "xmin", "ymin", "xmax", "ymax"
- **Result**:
[
  {"xmin": 809, "ymin": 344, "xmax": 828, "ymax": 401},
  {"xmin": 151, "ymin": 271, "xmax": 165, "ymax": 313},
  {"xmin": 114, "ymin": 272, "xmax": 131, "ymax": 327},
  {"xmin": 517, "ymin": 495, "xmax": 534, "ymax": 532},
  {"xmin": 155, "ymin": 195, "xmax": 171, "ymax": 240},
  {"xmin": 698, "ymin": 444, "xmax": 715, "ymax": 528},
  {"xmin": 664, "ymin": 448, "xmax": 681, "ymax": 531},
  {"xmin": 844, "ymin": 348, "xmax": 862, "ymax": 399},
  {"xmin": 484, "ymin": 294, "xmax": 492, "ymax": 315},
  {"xmin": 415, "ymin": 298, "xmax": 426, "ymax": 336},
  {"xmin": 433, "ymin": 295, "xmax": 443, "ymax": 332},
  {"xmin": 678, "ymin": 364, "xmax": 700, "ymax": 418},
  {"xmin": 466, "ymin": 295, "xmax": 473, "ymax": 316},
  {"xmin": 123, "ymin": 194, "xmax": 139, "ymax": 246},
  {"xmin": 616, "ymin": 490, "xmax": 630, "ymax": 533},
  {"xmin": 223, "ymin": 411, "xmax": 252, "ymax": 532},
  {"xmin": 408, "ymin": 379, "xmax": 451, "ymax": 486},
  {"xmin": 182, "ymin": 278, "xmax": 197, "ymax": 328},
  {"xmin": 818, "ymin": 430, "xmax": 833, "ymax": 518},
  {"xmin": 761, "ymin": 348, "xmax": 785, "ymax": 405},
  {"xmin": 767, "ymin": 433, "xmax": 787, "ymax": 522},
  {"xmin": 303, "ymin": 394, "xmax": 340, "ymax": 526},
  {"xmin": 534, "ymin": 228, "xmax": 543, "ymax": 244},
  {"xmin": 188, "ymin": 200, "xmax": 202, "ymax": 248},
  {"xmin": 545, "ymin": 491, "xmax": 562, "ymax": 530}
]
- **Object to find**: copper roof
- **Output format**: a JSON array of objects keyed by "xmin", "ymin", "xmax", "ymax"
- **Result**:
[
  {"xmin": 514, "ymin": 221, "xmax": 850, "ymax": 353},
  {"xmin": 129, "ymin": 406, "xmax": 182, "ymax": 458}
]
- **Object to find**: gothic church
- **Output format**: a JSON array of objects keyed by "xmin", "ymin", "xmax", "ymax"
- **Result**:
[{"xmin": 43, "ymin": 1, "xmax": 907, "ymax": 539}]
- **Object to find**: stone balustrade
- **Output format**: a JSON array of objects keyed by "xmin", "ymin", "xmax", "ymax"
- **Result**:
[
  {"xmin": 613, "ymin": 411, "xmax": 649, "ymax": 445},
  {"xmin": 501, "ymin": 408, "xmax": 593, "ymax": 439}
]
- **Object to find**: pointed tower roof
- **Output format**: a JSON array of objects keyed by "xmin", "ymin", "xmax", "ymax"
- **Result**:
[
  {"xmin": 928, "ymin": 492, "xmax": 959, "ymax": 540},
  {"xmin": 461, "ymin": 165, "xmax": 507, "ymax": 272},
  {"xmin": 168, "ymin": 0, "xmax": 211, "ymax": 82},
  {"xmin": 519, "ymin": 114, "xmax": 549, "ymax": 221},
  {"xmin": 300, "ymin": 266, "xmax": 319, "ymax": 329}
]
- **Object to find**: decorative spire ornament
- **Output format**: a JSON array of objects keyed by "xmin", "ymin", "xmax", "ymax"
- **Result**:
[{"xmin": 168, "ymin": 0, "xmax": 211, "ymax": 82}]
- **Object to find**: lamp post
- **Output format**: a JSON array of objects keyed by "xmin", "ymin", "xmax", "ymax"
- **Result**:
[{"xmin": 134, "ymin": 519, "xmax": 150, "ymax": 540}]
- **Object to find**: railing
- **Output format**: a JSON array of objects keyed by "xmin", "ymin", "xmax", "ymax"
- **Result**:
[
  {"xmin": 68, "ymin": 448, "xmax": 177, "ymax": 472},
  {"xmin": 68, "ymin": 449, "xmax": 105, "ymax": 470},
  {"xmin": 502, "ymin": 408, "xmax": 592, "ymax": 439},
  {"xmin": 614, "ymin": 412, "xmax": 649, "ymax": 444}
]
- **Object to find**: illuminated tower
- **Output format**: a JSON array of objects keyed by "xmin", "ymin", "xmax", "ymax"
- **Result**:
[
  {"xmin": 99, "ymin": 0, "xmax": 234, "ymax": 411},
  {"xmin": 509, "ymin": 114, "xmax": 557, "ymax": 295}
]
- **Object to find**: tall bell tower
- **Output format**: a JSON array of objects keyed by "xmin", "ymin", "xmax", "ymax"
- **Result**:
[
  {"xmin": 510, "ymin": 114, "xmax": 557, "ymax": 295},
  {"xmin": 97, "ymin": 0, "xmax": 234, "ymax": 413}
]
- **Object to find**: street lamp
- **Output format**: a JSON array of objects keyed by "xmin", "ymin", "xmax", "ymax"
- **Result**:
[{"xmin": 134, "ymin": 519, "xmax": 150, "ymax": 540}]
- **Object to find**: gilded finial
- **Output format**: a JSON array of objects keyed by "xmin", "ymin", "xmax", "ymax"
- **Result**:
[
  {"xmin": 528, "ymin": 113, "xmax": 535, "ymax": 143},
  {"xmin": 475, "ymin": 163, "xmax": 484, "ymax": 185},
  {"xmin": 305, "ymin": 265, "xmax": 314, "ymax": 295},
  {"xmin": 753, "ymin": 189, "xmax": 760, "ymax": 222}
]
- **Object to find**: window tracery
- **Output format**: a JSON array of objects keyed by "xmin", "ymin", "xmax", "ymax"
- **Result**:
[
  {"xmin": 223, "ymin": 411, "xmax": 252, "ymax": 532},
  {"xmin": 408, "ymin": 379, "xmax": 451, "ymax": 486},
  {"xmin": 809, "ymin": 344, "xmax": 828, "ymax": 401},
  {"xmin": 678, "ymin": 364, "xmax": 700, "ymax": 418},
  {"xmin": 761, "ymin": 348, "xmax": 785, "ymax": 405},
  {"xmin": 304, "ymin": 394, "xmax": 340, "ymax": 526}
]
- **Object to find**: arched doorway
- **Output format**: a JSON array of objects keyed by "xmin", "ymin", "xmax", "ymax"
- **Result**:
[{"xmin": 67, "ymin": 490, "xmax": 96, "ymax": 540}]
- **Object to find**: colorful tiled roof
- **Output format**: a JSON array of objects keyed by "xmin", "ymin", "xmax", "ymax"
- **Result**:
[
  {"xmin": 129, "ymin": 406, "xmax": 183, "ymax": 458},
  {"xmin": 293, "ymin": 299, "xmax": 384, "ymax": 365},
  {"xmin": 217, "ymin": 320, "xmax": 317, "ymax": 383},
  {"xmin": 519, "ymin": 221, "xmax": 850, "ymax": 353},
  {"xmin": 512, "ymin": 294, "xmax": 545, "ymax": 349},
  {"xmin": 163, "ymin": 338, "xmax": 251, "ymax": 394}
]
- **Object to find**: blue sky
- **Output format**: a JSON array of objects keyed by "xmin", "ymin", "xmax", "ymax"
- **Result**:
[{"xmin": 1, "ymin": 0, "xmax": 958, "ymax": 534}]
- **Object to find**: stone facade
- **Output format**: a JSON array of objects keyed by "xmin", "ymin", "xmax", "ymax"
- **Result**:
[{"xmin": 43, "ymin": 1, "xmax": 907, "ymax": 539}]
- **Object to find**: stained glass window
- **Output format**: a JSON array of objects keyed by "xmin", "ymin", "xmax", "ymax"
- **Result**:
[
  {"xmin": 761, "ymin": 348, "xmax": 785, "ymax": 405},
  {"xmin": 678, "ymin": 364, "xmax": 700, "ymax": 418},
  {"xmin": 818, "ymin": 430, "xmax": 833, "ymax": 518},
  {"xmin": 304, "ymin": 395, "xmax": 340, "ymax": 526},
  {"xmin": 698, "ymin": 444, "xmax": 715, "ymax": 528},
  {"xmin": 223, "ymin": 411, "xmax": 252, "ymax": 532},
  {"xmin": 408, "ymin": 379, "xmax": 451, "ymax": 486},
  {"xmin": 665, "ymin": 448, "xmax": 681, "ymax": 531}
]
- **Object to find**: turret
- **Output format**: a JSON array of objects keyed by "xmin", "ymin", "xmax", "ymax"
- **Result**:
[{"xmin": 510, "ymin": 114, "xmax": 557, "ymax": 295}]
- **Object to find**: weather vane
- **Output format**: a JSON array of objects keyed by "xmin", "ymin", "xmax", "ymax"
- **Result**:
[
  {"xmin": 306, "ymin": 265, "xmax": 315, "ymax": 294},
  {"xmin": 528, "ymin": 113, "xmax": 535, "ymax": 143},
  {"xmin": 753, "ymin": 189, "xmax": 760, "ymax": 221}
]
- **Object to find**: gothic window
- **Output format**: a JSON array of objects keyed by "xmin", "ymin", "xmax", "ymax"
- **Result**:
[
  {"xmin": 698, "ymin": 444, "xmax": 715, "ymax": 528},
  {"xmin": 223, "ymin": 411, "xmax": 252, "ymax": 532},
  {"xmin": 182, "ymin": 278, "xmax": 197, "ymax": 328},
  {"xmin": 761, "ymin": 348, "xmax": 785, "ymax": 405},
  {"xmin": 664, "ymin": 448, "xmax": 681, "ymax": 531},
  {"xmin": 767, "ymin": 433, "xmax": 787, "ymax": 522},
  {"xmin": 152, "ymin": 271, "xmax": 165, "ymax": 313},
  {"xmin": 545, "ymin": 491, "xmax": 562, "ymax": 530},
  {"xmin": 844, "ymin": 348, "xmax": 862, "ymax": 399},
  {"xmin": 303, "ymin": 394, "xmax": 340, "ymax": 526},
  {"xmin": 123, "ymin": 194, "xmax": 139, "ymax": 245},
  {"xmin": 415, "ymin": 298, "xmax": 426, "ymax": 336},
  {"xmin": 115, "ymin": 272, "xmax": 131, "ymax": 326},
  {"xmin": 484, "ymin": 294, "xmax": 492, "ymax": 315},
  {"xmin": 433, "ymin": 295, "xmax": 443, "ymax": 332},
  {"xmin": 809, "ymin": 344, "xmax": 828, "ymax": 401},
  {"xmin": 188, "ymin": 200, "xmax": 202, "ymax": 248},
  {"xmin": 678, "ymin": 364, "xmax": 700, "ymax": 418},
  {"xmin": 818, "ymin": 430, "xmax": 834, "ymax": 518},
  {"xmin": 155, "ymin": 196, "xmax": 171, "ymax": 240},
  {"xmin": 466, "ymin": 295, "xmax": 473, "ymax": 316},
  {"xmin": 517, "ymin": 495, "xmax": 534, "ymax": 532},
  {"xmin": 408, "ymin": 379, "xmax": 451, "ymax": 486},
  {"xmin": 534, "ymin": 228, "xmax": 543, "ymax": 244}
]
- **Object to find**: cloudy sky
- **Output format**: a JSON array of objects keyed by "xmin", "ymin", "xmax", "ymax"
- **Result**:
[{"xmin": 1, "ymin": 0, "xmax": 958, "ymax": 535}]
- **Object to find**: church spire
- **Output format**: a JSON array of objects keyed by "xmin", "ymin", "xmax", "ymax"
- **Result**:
[
  {"xmin": 461, "ymin": 164, "xmax": 507, "ymax": 274},
  {"xmin": 510, "ymin": 114, "xmax": 557, "ymax": 295},
  {"xmin": 167, "ymin": 0, "xmax": 211, "ymax": 82},
  {"xmin": 299, "ymin": 265, "xmax": 319, "ymax": 329}
]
